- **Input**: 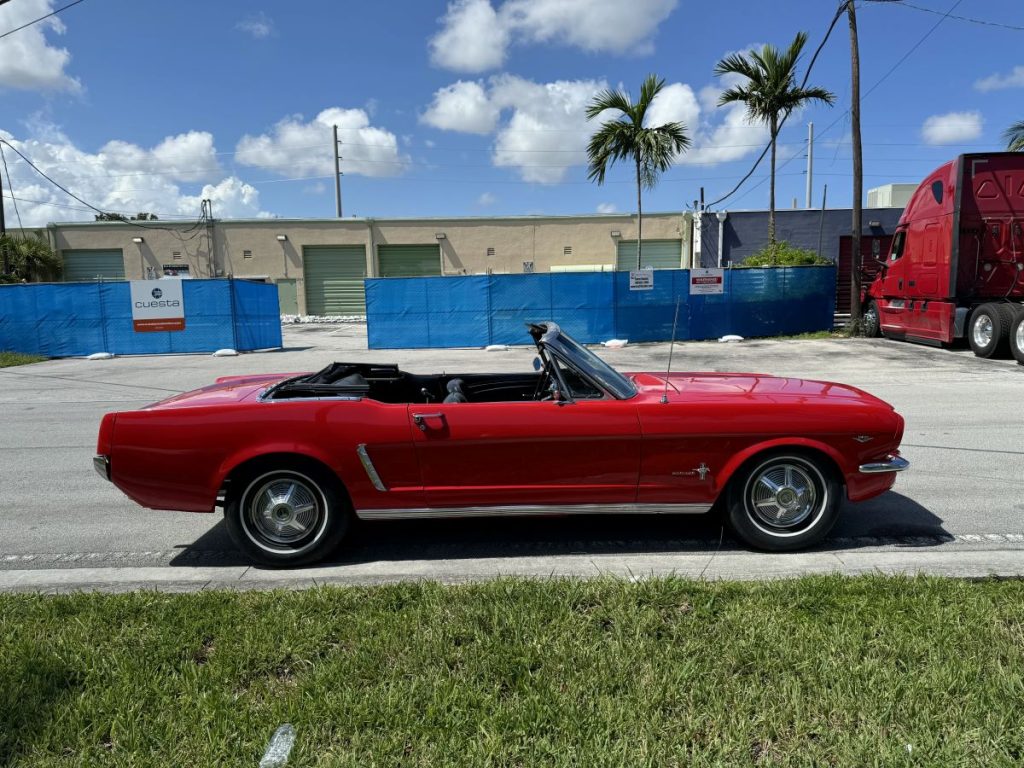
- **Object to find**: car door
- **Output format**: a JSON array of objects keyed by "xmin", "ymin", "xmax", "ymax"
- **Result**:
[{"xmin": 408, "ymin": 398, "xmax": 641, "ymax": 509}]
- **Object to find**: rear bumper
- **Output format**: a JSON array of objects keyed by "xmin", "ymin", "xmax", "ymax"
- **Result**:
[
  {"xmin": 93, "ymin": 454, "xmax": 111, "ymax": 481},
  {"xmin": 858, "ymin": 455, "xmax": 910, "ymax": 474}
]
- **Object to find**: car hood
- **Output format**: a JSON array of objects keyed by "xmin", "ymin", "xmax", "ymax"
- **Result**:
[
  {"xmin": 142, "ymin": 373, "xmax": 295, "ymax": 410},
  {"xmin": 630, "ymin": 371, "xmax": 894, "ymax": 408}
]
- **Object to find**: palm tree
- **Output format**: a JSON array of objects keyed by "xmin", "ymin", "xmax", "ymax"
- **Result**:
[
  {"xmin": 586, "ymin": 75, "xmax": 691, "ymax": 270},
  {"xmin": 1005, "ymin": 121, "xmax": 1024, "ymax": 151},
  {"xmin": 0, "ymin": 234, "xmax": 62, "ymax": 282},
  {"xmin": 715, "ymin": 32, "xmax": 834, "ymax": 253}
]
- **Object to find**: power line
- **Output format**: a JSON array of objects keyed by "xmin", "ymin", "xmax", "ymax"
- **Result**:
[
  {"xmin": 0, "ymin": 0, "xmax": 86, "ymax": 40},
  {"xmin": 868, "ymin": 0, "xmax": 1024, "ymax": 32},
  {"xmin": 728, "ymin": 0, "xmax": 964, "ymax": 207},
  {"xmin": 0, "ymin": 143, "xmax": 22, "ymax": 230},
  {"xmin": 706, "ymin": 0, "xmax": 850, "ymax": 209}
]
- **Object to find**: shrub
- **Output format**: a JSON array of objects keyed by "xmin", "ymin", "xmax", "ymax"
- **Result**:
[{"xmin": 739, "ymin": 241, "xmax": 830, "ymax": 267}]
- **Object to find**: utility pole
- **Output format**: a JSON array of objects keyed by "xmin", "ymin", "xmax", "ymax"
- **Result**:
[
  {"xmin": 0, "ymin": 161, "xmax": 8, "ymax": 276},
  {"xmin": 805, "ymin": 122, "xmax": 814, "ymax": 209},
  {"xmin": 848, "ymin": 0, "xmax": 864, "ymax": 332},
  {"xmin": 333, "ymin": 124, "xmax": 343, "ymax": 218}
]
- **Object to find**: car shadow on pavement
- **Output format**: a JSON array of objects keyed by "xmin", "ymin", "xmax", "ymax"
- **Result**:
[{"xmin": 168, "ymin": 491, "xmax": 950, "ymax": 569}]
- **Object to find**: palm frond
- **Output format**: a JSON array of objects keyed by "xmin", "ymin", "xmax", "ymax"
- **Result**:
[{"xmin": 1004, "ymin": 120, "xmax": 1024, "ymax": 151}]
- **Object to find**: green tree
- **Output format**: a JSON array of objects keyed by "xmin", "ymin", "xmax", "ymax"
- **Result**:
[
  {"xmin": 714, "ymin": 32, "xmax": 835, "ymax": 255},
  {"xmin": 586, "ymin": 75, "xmax": 691, "ymax": 270},
  {"xmin": 1004, "ymin": 120, "xmax": 1024, "ymax": 151},
  {"xmin": 0, "ymin": 234, "xmax": 62, "ymax": 283}
]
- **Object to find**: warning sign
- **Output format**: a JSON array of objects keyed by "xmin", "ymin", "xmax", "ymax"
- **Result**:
[
  {"xmin": 690, "ymin": 268, "xmax": 724, "ymax": 295},
  {"xmin": 629, "ymin": 269, "xmax": 654, "ymax": 291},
  {"xmin": 130, "ymin": 279, "xmax": 186, "ymax": 332}
]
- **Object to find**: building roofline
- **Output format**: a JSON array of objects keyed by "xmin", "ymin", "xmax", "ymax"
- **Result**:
[{"xmin": 46, "ymin": 211, "xmax": 687, "ymax": 229}]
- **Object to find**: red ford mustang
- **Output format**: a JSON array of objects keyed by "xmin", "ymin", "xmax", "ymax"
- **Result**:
[{"xmin": 95, "ymin": 322, "xmax": 908, "ymax": 566}]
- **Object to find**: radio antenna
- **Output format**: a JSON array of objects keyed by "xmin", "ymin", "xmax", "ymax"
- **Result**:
[{"xmin": 661, "ymin": 299, "xmax": 681, "ymax": 404}]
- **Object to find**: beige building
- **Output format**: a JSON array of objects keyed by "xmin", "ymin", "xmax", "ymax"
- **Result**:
[{"xmin": 32, "ymin": 212, "xmax": 695, "ymax": 315}]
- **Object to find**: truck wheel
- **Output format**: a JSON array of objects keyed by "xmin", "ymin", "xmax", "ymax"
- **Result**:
[
  {"xmin": 862, "ymin": 300, "xmax": 881, "ymax": 338},
  {"xmin": 967, "ymin": 303, "xmax": 1013, "ymax": 359},
  {"xmin": 1010, "ymin": 309, "xmax": 1024, "ymax": 366}
]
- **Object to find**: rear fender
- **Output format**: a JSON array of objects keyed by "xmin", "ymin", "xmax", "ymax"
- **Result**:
[
  {"xmin": 713, "ymin": 437, "xmax": 850, "ymax": 496},
  {"xmin": 216, "ymin": 442, "xmax": 350, "ymax": 500}
]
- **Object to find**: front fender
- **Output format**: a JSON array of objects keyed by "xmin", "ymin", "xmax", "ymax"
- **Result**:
[{"xmin": 713, "ymin": 437, "xmax": 850, "ymax": 496}]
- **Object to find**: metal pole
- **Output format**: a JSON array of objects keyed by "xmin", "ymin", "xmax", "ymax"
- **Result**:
[
  {"xmin": 806, "ymin": 122, "xmax": 814, "ymax": 209},
  {"xmin": 817, "ymin": 184, "xmax": 828, "ymax": 259},
  {"xmin": 333, "ymin": 124, "xmax": 342, "ymax": 218},
  {"xmin": 0, "ymin": 157, "xmax": 7, "ymax": 276}
]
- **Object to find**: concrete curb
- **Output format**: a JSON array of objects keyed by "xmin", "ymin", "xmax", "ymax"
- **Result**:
[{"xmin": 3, "ymin": 549, "xmax": 1024, "ymax": 593}]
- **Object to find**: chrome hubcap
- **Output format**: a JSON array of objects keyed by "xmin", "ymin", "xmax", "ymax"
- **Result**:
[
  {"xmin": 1015, "ymin": 320, "xmax": 1024, "ymax": 354},
  {"xmin": 248, "ymin": 477, "xmax": 321, "ymax": 545},
  {"xmin": 748, "ymin": 463, "xmax": 817, "ymax": 529},
  {"xmin": 973, "ymin": 315, "xmax": 993, "ymax": 348}
]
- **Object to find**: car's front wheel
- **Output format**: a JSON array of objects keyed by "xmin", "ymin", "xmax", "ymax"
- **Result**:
[
  {"xmin": 726, "ymin": 452, "xmax": 841, "ymax": 551},
  {"xmin": 225, "ymin": 463, "xmax": 350, "ymax": 567}
]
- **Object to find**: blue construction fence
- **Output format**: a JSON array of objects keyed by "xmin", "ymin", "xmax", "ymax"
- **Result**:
[
  {"xmin": 0, "ymin": 279, "xmax": 282, "ymax": 357},
  {"xmin": 367, "ymin": 266, "xmax": 836, "ymax": 349}
]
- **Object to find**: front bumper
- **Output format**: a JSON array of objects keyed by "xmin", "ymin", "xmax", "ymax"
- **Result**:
[
  {"xmin": 93, "ymin": 454, "xmax": 111, "ymax": 481},
  {"xmin": 858, "ymin": 455, "xmax": 910, "ymax": 474}
]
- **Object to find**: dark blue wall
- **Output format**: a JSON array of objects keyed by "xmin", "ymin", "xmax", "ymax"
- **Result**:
[
  {"xmin": 0, "ymin": 279, "xmax": 282, "ymax": 357},
  {"xmin": 366, "ymin": 267, "xmax": 837, "ymax": 349},
  {"xmin": 699, "ymin": 207, "xmax": 905, "ymax": 267}
]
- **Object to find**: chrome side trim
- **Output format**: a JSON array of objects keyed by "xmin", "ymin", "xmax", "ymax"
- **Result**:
[
  {"xmin": 93, "ymin": 454, "xmax": 110, "ymax": 482},
  {"xmin": 858, "ymin": 455, "xmax": 910, "ymax": 474},
  {"xmin": 357, "ymin": 502, "xmax": 711, "ymax": 520},
  {"xmin": 356, "ymin": 444, "xmax": 387, "ymax": 492}
]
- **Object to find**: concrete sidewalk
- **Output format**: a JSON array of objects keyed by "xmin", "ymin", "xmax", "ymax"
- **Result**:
[{"xmin": 4, "ymin": 548, "xmax": 1024, "ymax": 593}]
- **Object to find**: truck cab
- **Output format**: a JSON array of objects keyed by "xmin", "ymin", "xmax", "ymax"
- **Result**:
[{"xmin": 865, "ymin": 153, "xmax": 1024, "ymax": 361}]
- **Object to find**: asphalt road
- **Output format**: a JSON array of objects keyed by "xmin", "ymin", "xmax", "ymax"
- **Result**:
[{"xmin": 1, "ymin": 324, "xmax": 1022, "ymax": 588}]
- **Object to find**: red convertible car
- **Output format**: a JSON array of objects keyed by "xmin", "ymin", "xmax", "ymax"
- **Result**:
[{"xmin": 95, "ymin": 322, "xmax": 908, "ymax": 566}]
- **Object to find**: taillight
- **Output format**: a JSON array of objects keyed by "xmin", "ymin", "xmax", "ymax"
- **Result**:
[{"xmin": 96, "ymin": 412, "xmax": 117, "ymax": 455}]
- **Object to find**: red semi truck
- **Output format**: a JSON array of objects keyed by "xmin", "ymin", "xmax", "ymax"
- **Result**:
[{"xmin": 863, "ymin": 152, "xmax": 1024, "ymax": 363}]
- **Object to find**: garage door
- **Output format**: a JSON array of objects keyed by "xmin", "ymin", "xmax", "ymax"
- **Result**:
[
  {"xmin": 377, "ymin": 244, "xmax": 442, "ymax": 277},
  {"xmin": 615, "ymin": 239, "xmax": 682, "ymax": 270},
  {"xmin": 62, "ymin": 249, "xmax": 125, "ymax": 281},
  {"xmin": 303, "ymin": 246, "xmax": 367, "ymax": 315}
]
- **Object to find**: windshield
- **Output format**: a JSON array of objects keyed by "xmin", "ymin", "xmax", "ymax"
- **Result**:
[{"xmin": 540, "ymin": 324, "xmax": 637, "ymax": 399}]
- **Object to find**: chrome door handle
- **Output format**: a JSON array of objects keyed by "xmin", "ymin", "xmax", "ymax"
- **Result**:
[{"xmin": 413, "ymin": 412, "xmax": 444, "ymax": 431}]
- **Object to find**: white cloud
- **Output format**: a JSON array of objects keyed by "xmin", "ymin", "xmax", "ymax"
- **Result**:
[
  {"xmin": 476, "ymin": 191, "xmax": 497, "ymax": 206},
  {"xmin": 235, "ymin": 107, "xmax": 407, "ymax": 177},
  {"xmin": 429, "ymin": 0, "xmax": 676, "ymax": 73},
  {"xmin": 429, "ymin": 0, "xmax": 508, "ymax": 73},
  {"xmin": 0, "ymin": 0, "xmax": 79, "ymax": 90},
  {"xmin": 0, "ymin": 125, "xmax": 267, "ymax": 225},
  {"xmin": 421, "ymin": 81, "xmax": 500, "ymax": 134},
  {"xmin": 503, "ymin": 0, "xmax": 676, "ymax": 56},
  {"xmin": 489, "ymin": 75, "xmax": 607, "ymax": 184},
  {"xmin": 422, "ymin": 69, "xmax": 767, "ymax": 184},
  {"xmin": 921, "ymin": 111, "xmax": 983, "ymax": 145},
  {"xmin": 974, "ymin": 66, "xmax": 1024, "ymax": 92},
  {"xmin": 236, "ymin": 12, "xmax": 275, "ymax": 39},
  {"xmin": 596, "ymin": 202, "xmax": 616, "ymax": 213}
]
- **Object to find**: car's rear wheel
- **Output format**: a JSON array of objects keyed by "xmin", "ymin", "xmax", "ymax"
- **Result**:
[
  {"xmin": 726, "ymin": 451, "xmax": 841, "ymax": 551},
  {"xmin": 968, "ymin": 303, "xmax": 1014, "ymax": 359},
  {"xmin": 1009, "ymin": 307, "xmax": 1024, "ymax": 366},
  {"xmin": 225, "ymin": 462, "xmax": 350, "ymax": 567}
]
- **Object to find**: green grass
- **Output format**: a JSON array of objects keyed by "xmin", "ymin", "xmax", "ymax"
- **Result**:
[
  {"xmin": 3, "ymin": 576, "xmax": 1024, "ymax": 766},
  {"xmin": 0, "ymin": 351, "xmax": 45, "ymax": 367}
]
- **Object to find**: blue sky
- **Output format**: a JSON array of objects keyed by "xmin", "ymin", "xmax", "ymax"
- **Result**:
[{"xmin": 1, "ymin": 0, "xmax": 1022, "ymax": 226}]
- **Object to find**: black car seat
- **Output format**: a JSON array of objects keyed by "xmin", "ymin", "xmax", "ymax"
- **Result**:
[{"xmin": 443, "ymin": 378, "xmax": 468, "ymax": 403}]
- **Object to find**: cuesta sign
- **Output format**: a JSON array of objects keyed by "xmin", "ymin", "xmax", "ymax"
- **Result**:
[
  {"xmin": 690, "ymin": 268, "xmax": 724, "ymax": 295},
  {"xmin": 130, "ymin": 279, "xmax": 185, "ymax": 332}
]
